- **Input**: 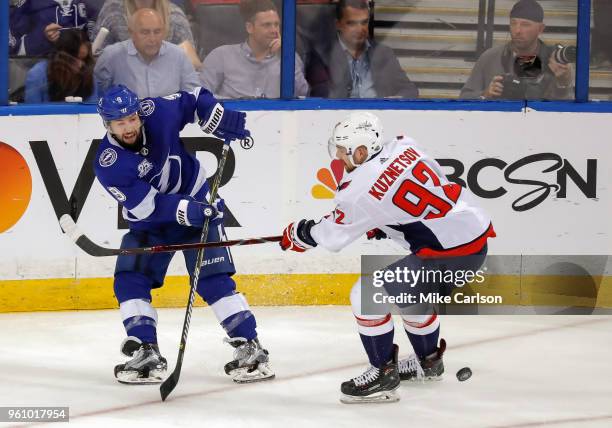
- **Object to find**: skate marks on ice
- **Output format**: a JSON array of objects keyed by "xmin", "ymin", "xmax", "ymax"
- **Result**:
[{"xmin": 0, "ymin": 308, "xmax": 611, "ymax": 428}]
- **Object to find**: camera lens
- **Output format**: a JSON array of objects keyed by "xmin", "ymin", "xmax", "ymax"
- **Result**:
[{"xmin": 554, "ymin": 45, "xmax": 577, "ymax": 64}]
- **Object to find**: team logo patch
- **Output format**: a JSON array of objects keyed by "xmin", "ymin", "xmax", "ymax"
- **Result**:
[
  {"xmin": 162, "ymin": 93, "xmax": 182, "ymax": 100},
  {"xmin": 137, "ymin": 159, "xmax": 153, "ymax": 178},
  {"xmin": 139, "ymin": 99, "xmax": 155, "ymax": 116},
  {"xmin": 356, "ymin": 120, "xmax": 373, "ymax": 131},
  {"xmin": 107, "ymin": 187, "xmax": 126, "ymax": 202},
  {"xmin": 99, "ymin": 148, "xmax": 117, "ymax": 167}
]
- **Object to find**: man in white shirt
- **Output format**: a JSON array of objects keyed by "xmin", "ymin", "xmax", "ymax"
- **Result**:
[
  {"xmin": 200, "ymin": 0, "xmax": 308, "ymax": 99},
  {"xmin": 95, "ymin": 8, "xmax": 199, "ymax": 98}
]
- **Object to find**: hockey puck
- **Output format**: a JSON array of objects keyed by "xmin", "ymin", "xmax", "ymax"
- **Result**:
[{"xmin": 456, "ymin": 367, "xmax": 472, "ymax": 382}]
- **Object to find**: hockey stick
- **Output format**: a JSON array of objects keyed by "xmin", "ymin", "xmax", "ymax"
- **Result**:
[
  {"xmin": 160, "ymin": 138, "xmax": 232, "ymax": 401},
  {"xmin": 59, "ymin": 214, "xmax": 281, "ymax": 256}
]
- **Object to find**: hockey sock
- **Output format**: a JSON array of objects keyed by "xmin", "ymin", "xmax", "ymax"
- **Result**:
[
  {"xmin": 207, "ymin": 288, "xmax": 257, "ymax": 340},
  {"xmin": 221, "ymin": 311, "xmax": 257, "ymax": 341},
  {"xmin": 119, "ymin": 299, "xmax": 158, "ymax": 344},
  {"xmin": 123, "ymin": 317, "xmax": 157, "ymax": 344},
  {"xmin": 359, "ymin": 328, "xmax": 395, "ymax": 367},
  {"xmin": 402, "ymin": 313, "xmax": 440, "ymax": 358},
  {"xmin": 354, "ymin": 313, "xmax": 395, "ymax": 367}
]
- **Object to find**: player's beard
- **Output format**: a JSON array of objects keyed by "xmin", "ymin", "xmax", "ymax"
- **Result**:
[{"xmin": 115, "ymin": 126, "xmax": 145, "ymax": 153}]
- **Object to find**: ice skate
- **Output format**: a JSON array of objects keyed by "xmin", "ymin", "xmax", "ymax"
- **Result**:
[
  {"xmin": 340, "ymin": 344, "xmax": 400, "ymax": 404},
  {"xmin": 223, "ymin": 337, "xmax": 275, "ymax": 383},
  {"xmin": 399, "ymin": 338, "xmax": 446, "ymax": 382},
  {"xmin": 114, "ymin": 337, "xmax": 167, "ymax": 384}
]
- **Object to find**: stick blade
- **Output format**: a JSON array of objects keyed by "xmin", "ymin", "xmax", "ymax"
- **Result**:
[
  {"xmin": 59, "ymin": 214, "xmax": 81, "ymax": 241},
  {"xmin": 160, "ymin": 370, "xmax": 180, "ymax": 401},
  {"xmin": 58, "ymin": 214, "xmax": 118, "ymax": 257}
]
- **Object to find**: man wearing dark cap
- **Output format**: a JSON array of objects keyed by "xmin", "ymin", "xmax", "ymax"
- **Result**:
[{"xmin": 460, "ymin": 0, "xmax": 573, "ymax": 100}]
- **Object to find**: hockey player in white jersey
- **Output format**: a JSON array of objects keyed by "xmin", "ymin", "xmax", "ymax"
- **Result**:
[{"xmin": 280, "ymin": 112, "xmax": 495, "ymax": 403}]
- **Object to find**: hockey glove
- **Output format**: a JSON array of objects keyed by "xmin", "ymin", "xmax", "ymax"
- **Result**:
[
  {"xmin": 366, "ymin": 228, "xmax": 387, "ymax": 240},
  {"xmin": 199, "ymin": 103, "xmax": 250, "ymax": 141},
  {"xmin": 177, "ymin": 198, "xmax": 224, "ymax": 227},
  {"xmin": 280, "ymin": 219, "xmax": 318, "ymax": 252}
]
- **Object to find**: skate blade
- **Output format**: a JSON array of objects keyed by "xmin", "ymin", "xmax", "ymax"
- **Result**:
[
  {"xmin": 401, "ymin": 374, "xmax": 444, "ymax": 383},
  {"xmin": 340, "ymin": 389, "xmax": 400, "ymax": 404},
  {"xmin": 229, "ymin": 363, "xmax": 275, "ymax": 384},
  {"xmin": 116, "ymin": 369, "xmax": 166, "ymax": 385}
]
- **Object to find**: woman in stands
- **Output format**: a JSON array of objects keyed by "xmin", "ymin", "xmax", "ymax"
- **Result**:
[
  {"xmin": 25, "ymin": 29, "xmax": 98, "ymax": 103},
  {"xmin": 92, "ymin": 0, "xmax": 202, "ymax": 69}
]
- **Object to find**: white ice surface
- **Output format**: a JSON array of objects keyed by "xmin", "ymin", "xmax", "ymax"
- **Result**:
[{"xmin": 0, "ymin": 307, "xmax": 611, "ymax": 428}]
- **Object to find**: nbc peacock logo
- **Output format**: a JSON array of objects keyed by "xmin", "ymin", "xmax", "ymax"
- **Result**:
[
  {"xmin": 311, "ymin": 159, "xmax": 345, "ymax": 199},
  {"xmin": 0, "ymin": 142, "xmax": 32, "ymax": 233}
]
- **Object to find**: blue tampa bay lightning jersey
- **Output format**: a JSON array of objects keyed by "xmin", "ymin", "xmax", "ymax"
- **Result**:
[{"xmin": 94, "ymin": 88, "xmax": 215, "ymax": 231}]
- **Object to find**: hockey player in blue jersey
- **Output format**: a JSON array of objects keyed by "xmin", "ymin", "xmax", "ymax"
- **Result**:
[{"xmin": 94, "ymin": 84, "xmax": 274, "ymax": 384}]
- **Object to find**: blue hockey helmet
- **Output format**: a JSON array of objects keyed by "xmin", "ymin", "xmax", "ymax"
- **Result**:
[{"xmin": 97, "ymin": 85, "xmax": 140, "ymax": 122}]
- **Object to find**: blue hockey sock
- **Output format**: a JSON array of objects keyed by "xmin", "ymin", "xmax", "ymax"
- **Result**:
[
  {"xmin": 123, "ymin": 316, "xmax": 157, "ymax": 344},
  {"xmin": 359, "ymin": 328, "xmax": 395, "ymax": 367},
  {"xmin": 405, "ymin": 326, "xmax": 439, "ymax": 359},
  {"xmin": 222, "ymin": 311, "xmax": 257, "ymax": 341}
]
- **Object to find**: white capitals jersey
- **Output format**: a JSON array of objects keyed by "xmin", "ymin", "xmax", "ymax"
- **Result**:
[{"xmin": 310, "ymin": 136, "xmax": 495, "ymax": 255}]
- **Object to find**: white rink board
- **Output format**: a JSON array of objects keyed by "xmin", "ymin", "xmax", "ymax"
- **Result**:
[{"xmin": 0, "ymin": 109, "xmax": 609, "ymax": 281}]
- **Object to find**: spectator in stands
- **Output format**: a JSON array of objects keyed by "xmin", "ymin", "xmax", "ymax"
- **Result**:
[
  {"xmin": 94, "ymin": 8, "xmax": 200, "ymax": 98},
  {"xmin": 200, "ymin": 0, "xmax": 309, "ymax": 99},
  {"xmin": 9, "ymin": 0, "xmax": 92, "ymax": 57},
  {"xmin": 306, "ymin": 0, "xmax": 418, "ymax": 99},
  {"xmin": 91, "ymin": 0, "xmax": 201, "ymax": 69},
  {"xmin": 25, "ymin": 28, "xmax": 98, "ymax": 103},
  {"xmin": 84, "ymin": 0, "xmax": 106, "ymax": 23},
  {"xmin": 460, "ymin": 0, "xmax": 573, "ymax": 100}
]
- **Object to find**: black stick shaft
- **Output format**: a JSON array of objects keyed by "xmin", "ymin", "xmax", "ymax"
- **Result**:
[
  {"xmin": 160, "ymin": 140, "xmax": 231, "ymax": 401},
  {"xmin": 65, "ymin": 228, "xmax": 281, "ymax": 257}
]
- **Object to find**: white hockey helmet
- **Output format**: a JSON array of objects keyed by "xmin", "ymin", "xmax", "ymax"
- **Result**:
[{"xmin": 328, "ymin": 112, "xmax": 383, "ymax": 163}]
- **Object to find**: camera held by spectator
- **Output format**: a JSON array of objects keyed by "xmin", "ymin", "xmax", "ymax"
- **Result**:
[
  {"xmin": 460, "ymin": 0, "xmax": 574, "ymax": 100},
  {"xmin": 501, "ymin": 54, "xmax": 545, "ymax": 99},
  {"xmin": 553, "ymin": 44, "xmax": 577, "ymax": 65}
]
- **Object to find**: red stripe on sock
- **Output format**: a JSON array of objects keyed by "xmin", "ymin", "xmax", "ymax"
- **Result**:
[
  {"xmin": 403, "ymin": 313, "xmax": 437, "ymax": 329},
  {"xmin": 355, "ymin": 313, "xmax": 391, "ymax": 327}
]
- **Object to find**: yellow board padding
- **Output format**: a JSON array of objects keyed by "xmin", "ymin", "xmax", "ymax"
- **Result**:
[
  {"xmin": 0, "ymin": 274, "xmax": 611, "ymax": 313},
  {"xmin": 0, "ymin": 274, "xmax": 359, "ymax": 313}
]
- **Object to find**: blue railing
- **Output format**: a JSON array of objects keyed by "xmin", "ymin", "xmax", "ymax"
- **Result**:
[
  {"xmin": 2, "ymin": 0, "xmax": 612, "ymax": 116},
  {"xmin": 0, "ymin": 0, "xmax": 8, "ymax": 106}
]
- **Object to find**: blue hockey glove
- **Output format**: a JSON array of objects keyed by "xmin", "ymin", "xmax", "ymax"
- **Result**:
[
  {"xmin": 200, "ymin": 103, "xmax": 250, "ymax": 141},
  {"xmin": 176, "ymin": 198, "xmax": 224, "ymax": 227}
]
